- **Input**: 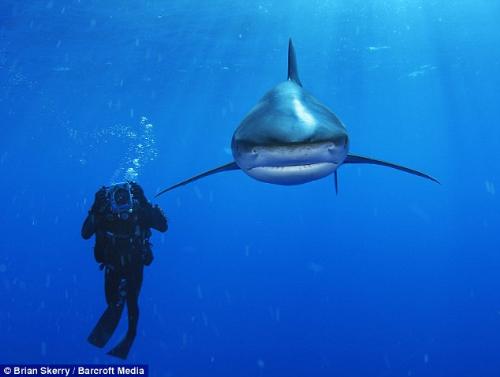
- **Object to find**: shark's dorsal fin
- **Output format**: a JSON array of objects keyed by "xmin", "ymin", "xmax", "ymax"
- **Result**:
[{"xmin": 287, "ymin": 38, "xmax": 302, "ymax": 87}]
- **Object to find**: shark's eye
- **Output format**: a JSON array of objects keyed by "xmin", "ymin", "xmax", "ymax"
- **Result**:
[{"xmin": 251, "ymin": 148, "xmax": 257, "ymax": 154}]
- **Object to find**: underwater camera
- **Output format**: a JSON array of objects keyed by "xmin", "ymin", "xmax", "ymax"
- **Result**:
[{"xmin": 106, "ymin": 182, "xmax": 134, "ymax": 219}]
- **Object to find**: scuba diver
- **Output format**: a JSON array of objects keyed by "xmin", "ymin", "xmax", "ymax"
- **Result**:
[{"xmin": 81, "ymin": 181, "xmax": 167, "ymax": 359}]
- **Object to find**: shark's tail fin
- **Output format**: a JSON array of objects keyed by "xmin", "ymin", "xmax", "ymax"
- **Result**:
[
  {"xmin": 344, "ymin": 154, "xmax": 440, "ymax": 184},
  {"xmin": 288, "ymin": 38, "xmax": 302, "ymax": 87}
]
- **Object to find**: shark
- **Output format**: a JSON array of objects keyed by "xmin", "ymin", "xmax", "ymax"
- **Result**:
[{"xmin": 156, "ymin": 39, "xmax": 438, "ymax": 197}]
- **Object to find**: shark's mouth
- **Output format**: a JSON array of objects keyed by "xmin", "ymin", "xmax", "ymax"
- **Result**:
[
  {"xmin": 246, "ymin": 161, "xmax": 338, "ymax": 185},
  {"xmin": 233, "ymin": 140, "xmax": 348, "ymax": 185},
  {"xmin": 250, "ymin": 161, "xmax": 335, "ymax": 171}
]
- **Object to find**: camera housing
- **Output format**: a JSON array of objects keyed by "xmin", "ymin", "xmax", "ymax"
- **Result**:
[{"xmin": 106, "ymin": 182, "xmax": 134, "ymax": 217}]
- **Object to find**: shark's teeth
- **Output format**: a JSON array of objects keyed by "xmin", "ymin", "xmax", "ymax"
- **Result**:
[
  {"xmin": 253, "ymin": 164, "xmax": 319, "ymax": 171},
  {"xmin": 250, "ymin": 162, "xmax": 336, "ymax": 171}
]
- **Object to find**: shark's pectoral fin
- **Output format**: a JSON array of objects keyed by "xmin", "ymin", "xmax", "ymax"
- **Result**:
[
  {"xmin": 155, "ymin": 161, "xmax": 240, "ymax": 197},
  {"xmin": 344, "ymin": 154, "xmax": 440, "ymax": 184}
]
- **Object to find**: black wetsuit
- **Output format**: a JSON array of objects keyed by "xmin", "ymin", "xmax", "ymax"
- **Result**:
[{"xmin": 82, "ymin": 191, "xmax": 167, "ymax": 359}]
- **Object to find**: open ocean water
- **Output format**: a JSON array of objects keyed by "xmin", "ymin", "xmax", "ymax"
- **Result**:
[{"xmin": 1, "ymin": 0, "xmax": 500, "ymax": 376}]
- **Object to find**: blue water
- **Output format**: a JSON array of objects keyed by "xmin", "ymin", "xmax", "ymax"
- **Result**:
[{"xmin": 1, "ymin": 0, "xmax": 500, "ymax": 375}]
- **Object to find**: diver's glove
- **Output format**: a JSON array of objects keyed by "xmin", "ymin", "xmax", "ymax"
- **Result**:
[
  {"xmin": 130, "ymin": 182, "xmax": 148, "ymax": 205},
  {"xmin": 90, "ymin": 187, "xmax": 107, "ymax": 214}
]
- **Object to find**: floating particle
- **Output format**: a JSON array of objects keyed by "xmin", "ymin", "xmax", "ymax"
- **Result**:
[
  {"xmin": 367, "ymin": 46, "xmax": 390, "ymax": 51},
  {"xmin": 257, "ymin": 359, "xmax": 264, "ymax": 368},
  {"xmin": 41, "ymin": 341, "xmax": 47, "ymax": 356},
  {"xmin": 308, "ymin": 262, "xmax": 324, "ymax": 274},
  {"xmin": 194, "ymin": 186, "xmax": 203, "ymax": 200},
  {"xmin": 53, "ymin": 66, "xmax": 70, "ymax": 72},
  {"xmin": 407, "ymin": 65, "xmax": 436, "ymax": 79},
  {"xmin": 409, "ymin": 204, "xmax": 430, "ymax": 222},
  {"xmin": 0, "ymin": 264, "xmax": 6, "ymax": 273},
  {"xmin": 485, "ymin": 180, "xmax": 495, "ymax": 195}
]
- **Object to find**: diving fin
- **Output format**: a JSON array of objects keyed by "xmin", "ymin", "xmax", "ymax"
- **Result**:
[
  {"xmin": 344, "ymin": 154, "xmax": 439, "ymax": 184},
  {"xmin": 155, "ymin": 161, "xmax": 240, "ymax": 197},
  {"xmin": 107, "ymin": 335, "xmax": 135, "ymax": 360},
  {"xmin": 88, "ymin": 305, "xmax": 124, "ymax": 348}
]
